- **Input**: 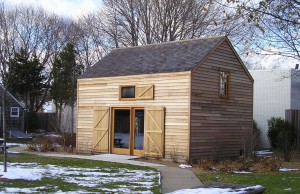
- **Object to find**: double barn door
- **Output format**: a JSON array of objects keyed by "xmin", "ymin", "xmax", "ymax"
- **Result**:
[{"xmin": 92, "ymin": 106, "xmax": 165, "ymax": 157}]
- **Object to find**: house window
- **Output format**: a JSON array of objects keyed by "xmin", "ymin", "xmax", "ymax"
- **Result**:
[
  {"xmin": 219, "ymin": 70, "xmax": 230, "ymax": 97},
  {"xmin": 10, "ymin": 107, "xmax": 19, "ymax": 117},
  {"xmin": 120, "ymin": 86, "xmax": 135, "ymax": 100}
]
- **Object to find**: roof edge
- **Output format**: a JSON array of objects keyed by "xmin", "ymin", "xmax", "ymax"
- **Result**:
[
  {"xmin": 191, "ymin": 36, "xmax": 227, "ymax": 72},
  {"xmin": 113, "ymin": 36, "xmax": 227, "ymax": 51},
  {"xmin": 0, "ymin": 84, "xmax": 26, "ymax": 109},
  {"xmin": 224, "ymin": 38, "xmax": 254, "ymax": 83}
]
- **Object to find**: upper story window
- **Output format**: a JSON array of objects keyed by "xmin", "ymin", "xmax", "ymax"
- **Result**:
[
  {"xmin": 119, "ymin": 85, "xmax": 154, "ymax": 101},
  {"xmin": 10, "ymin": 107, "xmax": 19, "ymax": 117},
  {"xmin": 120, "ymin": 86, "xmax": 135, "ymax": 100},
  {"xmin": 219, "ymin": 70, "xmax": 230, "ymax": 97}
]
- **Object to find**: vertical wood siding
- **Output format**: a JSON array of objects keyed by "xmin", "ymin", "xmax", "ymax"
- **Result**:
[
  {"xmin": 77, "ymin": 71, "xmax": 191, "ymax": 159},
  {"xmin": 190, "ymin": 40, "xmax": 253, "ymax": 160}
]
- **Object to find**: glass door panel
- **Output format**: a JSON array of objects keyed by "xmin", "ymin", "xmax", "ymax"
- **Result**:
[
  {"xmin": 113, "ymin": 109, "xmax": 130, "ymax": 149},
  {"xmin": 111, "ymin": 108, "xmax": 144, "ymax": 156},
  {"xmin": 134, "ymin": 110, "xmax": 144, "ymax": 150}
]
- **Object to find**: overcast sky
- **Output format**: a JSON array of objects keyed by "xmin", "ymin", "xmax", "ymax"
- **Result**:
[{"xmin": 2, "ymin": 0, "xmax": 101, "ymax": 18}]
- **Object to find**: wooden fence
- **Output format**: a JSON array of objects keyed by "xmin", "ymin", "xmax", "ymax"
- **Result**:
[{"xmin": 25, "ymin": 112, "xmax": 55, "ymax": 132}]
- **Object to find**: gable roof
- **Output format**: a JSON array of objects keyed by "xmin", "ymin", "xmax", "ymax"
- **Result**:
[
  {"xmin": 80, "ymin": 36, "xmax": 227, "ymax": 79},
  {"xmin": 0, "ymin": 85, "xmax": 26, "ymax": 109}
]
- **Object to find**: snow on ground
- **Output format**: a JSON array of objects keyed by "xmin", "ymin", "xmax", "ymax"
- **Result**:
[
  {"xmin": 0, "ymin": 162, "xmax": 158, "ymax": 193},
  {"xmin": 6, "ymin": 143, "xmax": 27, "ymax": 147},
  {"xmin": 279, "ymin": 168, "xmax": 299, "ymax": 172},
  {"xmin": 168, "ymin": 185, "xmax": 264, "ymax": 194},
  {"xmin": 255, "ymin": 150, "xmax": 273, "ymax": 156},
  {"xmin": 179, "ymin": 164, "xmax": 192, "ymax": 169},
  {"xmin": 6, "ymin": 151, "xmax": 21, "ymax": 154},
  {"xmin": 231, "ymin": 171, "xmax": 253, "ymax": 174}
]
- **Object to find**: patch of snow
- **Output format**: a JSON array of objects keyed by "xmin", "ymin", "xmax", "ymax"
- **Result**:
[
  {"xmin": 45, "ymin": 134, "xmax": 62, "ymax": 138},
  {"xmin": 0, "ymin": 162, "xmax": 158, "ymax": 193},
  {"xmin": 255, "ymin": 150, "xmax": 273, "ymax": 155},
  {"xmin": 179, "ymin": 164, "xmax": 192, "ymax": 169},
  {"xmin": 231, "ymin": 171, "xmax": 253, "ymax": 174},
  {"xmin": 0, "ymin": 163, "xmax": 43, "ymax": 180},
  {"xmin": 279, "ymin": 168, "xmax": 299, "ymax": 172},
  {"xmin": 168, "ymin": 185, "xmax": 264, "ymax": 194},
  {"xmin": 6, "ymin": 143, "xmax": 27, "ymax": 147},
  {"xmin": 7, "ymin": 151, "xmax": 21, "ymax": 154}
]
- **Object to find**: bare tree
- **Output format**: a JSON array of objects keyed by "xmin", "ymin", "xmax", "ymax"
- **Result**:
[
  {"xmin": 98, "ymin": 0, "xmax": 238, "ymax": 47},
  {"xmin": 75, "ymin": 17, "xmax": 107, "ymax": 70},
  {"xmin": 225, "ymin": 0, "xmax": 300, "ymax": 61}
]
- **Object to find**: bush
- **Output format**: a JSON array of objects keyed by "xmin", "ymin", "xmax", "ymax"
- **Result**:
[
  {"xmin": 198, "ymin": 159, "xmax": 216, "ymax": 171},
  {"xmin": 260, "ymin": 156, "xmax": 283, "ymax": 172},
  {"xmin": 267, "ymin": 117, "xmax": 296, "ymax": 161}
]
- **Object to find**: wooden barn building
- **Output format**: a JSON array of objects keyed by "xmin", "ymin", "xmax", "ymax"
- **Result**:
[{"xmin": 77, "ymin": 36, "xmax": 253, "ymax": 161}]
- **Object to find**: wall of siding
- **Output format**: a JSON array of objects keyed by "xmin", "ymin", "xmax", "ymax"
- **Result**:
[
  {"xmin": 77, "ymin": 71, "xmax": 191, "ymax": 159},
  {"xmin": 190, "ymin": 40, "xmax": 253, "ymax": 161},
  {"xmin": 0, "ymin": 92, "xmax": 24, "ymax": 132}
]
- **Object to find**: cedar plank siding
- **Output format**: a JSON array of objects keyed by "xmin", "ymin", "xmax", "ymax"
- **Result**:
[
  {"xmin": 190, "ymin": 40, "xmax": 253, "ymax": 160},
  {"xmin": 77, "ymin": 71, "xmax": 191, "ymax": 159}
]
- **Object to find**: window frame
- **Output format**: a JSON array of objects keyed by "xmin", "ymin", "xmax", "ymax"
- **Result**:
[
  {"xmin": 119, "ymin": 85, "xmax": 136, "ymax": 100},
  {"xmin": 219, "ymin": 69, "xmax": 231, "ymax": 98},
  {"xmin": 10, "ymin": 107, "xmax": 20, "ymax": 118}
]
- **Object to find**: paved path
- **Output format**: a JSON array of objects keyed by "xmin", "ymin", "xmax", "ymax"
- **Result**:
[{"xmin": 8, "ymin": 146, "xmax": 203, "ymax": 193}]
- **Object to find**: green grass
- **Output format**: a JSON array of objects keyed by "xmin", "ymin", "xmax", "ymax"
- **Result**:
[
  {"xmin": 198, "ymin": 172, "xmax": 300, "ymax": 193},
  {"xmin": 0, "ymin": 153, "xmax": 160, "ymax": 193}
]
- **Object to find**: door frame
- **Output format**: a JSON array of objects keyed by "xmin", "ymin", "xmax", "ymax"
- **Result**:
[{"xmin": 111, "ymin": 107, "xmax": 144, "ymax": 156}]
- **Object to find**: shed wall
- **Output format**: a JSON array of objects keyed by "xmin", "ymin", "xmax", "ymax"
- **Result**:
[
  {"xmin": 77, "ymin": 71, "xmax": 191, "ymax": 159},
  {"xmin": 190, "ymin": 40, "xmax": 253, "ymax": 160}
]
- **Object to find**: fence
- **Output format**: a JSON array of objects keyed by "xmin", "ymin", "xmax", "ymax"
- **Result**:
[
  {"xmin": 24, "ymin": 112, "xmax": 55, "ymax": 132},
  {"xmin": 285, "ymin": 109, "xmax": 300, "ymax": 150}
]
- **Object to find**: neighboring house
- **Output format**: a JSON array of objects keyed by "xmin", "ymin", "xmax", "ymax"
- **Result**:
[
  {"xmin": 77, "ymin": 36, "xmax": 253, "ymax": 161},
  {"xmin": 0, "ymin": 85, "xmax": 26, "ymax": 133},
  {"xmin": 250, "ymin": 69, "xmax": 300, "ymax": 148},
  {"xmin": 41, "ymin": 100, "xmax": 56, "ymax": 113}
]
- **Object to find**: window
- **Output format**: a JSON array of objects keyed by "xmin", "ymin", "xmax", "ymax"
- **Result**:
[
  {"xmin": 119, "ymin": 85, "xmax": 154, "ymax": 100},
  {"xmin": 219, "ymin": 70, "xmax": 230, "ymax": 97},
  {"xmin": 10, "ymin": 107, "xmax": 19, "ymax": 117},
  {"xmin": 120, "ymin": 86, "xmax": 135, "ymax": 99}
]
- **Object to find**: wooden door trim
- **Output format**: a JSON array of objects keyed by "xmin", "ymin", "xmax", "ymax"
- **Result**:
[
  {"xmin": 132, "ymin": 108, "xmax": 144, "ymax": 156},
  {"xmin": 110, "ymin": 107, "xmax": 144, "ymax": 156},
  {"xmin": 111, "ymin": 107, "xmax": 131, "ymax": 155}
]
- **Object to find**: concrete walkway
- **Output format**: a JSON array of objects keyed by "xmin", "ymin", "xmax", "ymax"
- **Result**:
[{"xmin": 8, "ymin": 146, "xmax": 203, "ymax": 193}]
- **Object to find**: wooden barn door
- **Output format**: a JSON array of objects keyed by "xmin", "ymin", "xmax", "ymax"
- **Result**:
[
  {"xmin": 93, "ymin": 107, "xmax": 109, "ymax": 153},
  {"xmin": 144, "ymin": 106, "xmax": 165, "ymax": 157}
]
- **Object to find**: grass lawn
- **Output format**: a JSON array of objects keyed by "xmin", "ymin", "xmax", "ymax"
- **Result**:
[
  {"xmin": 0, "ymin": 153, "xmax": 160, "ymax": 193},
  {"xmin": 198, "ymin": 172, "xmax": 300, "ymax": 193}
]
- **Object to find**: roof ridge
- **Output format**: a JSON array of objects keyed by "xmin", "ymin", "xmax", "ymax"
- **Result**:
[{"xmin": 113, "ymin": 36, "xmax": 226, "ymax": 51}]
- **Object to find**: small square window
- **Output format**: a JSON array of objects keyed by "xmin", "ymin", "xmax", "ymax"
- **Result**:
[
  {"xmin": 220, "ymin": 70, "xmax": 230, "ymax": 97},
  {"xmin": 10, "ymin": 107, "xmax": 19, "ymax": 117},
  {"xmin": 120, "ymin": 86, "xmax": 135, "ymax": 99}
]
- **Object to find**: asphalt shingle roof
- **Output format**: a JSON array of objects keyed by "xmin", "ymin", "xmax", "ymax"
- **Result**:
[{"xmin": 80, "ymin": 36, "xmax": 226, "ymax": 79}]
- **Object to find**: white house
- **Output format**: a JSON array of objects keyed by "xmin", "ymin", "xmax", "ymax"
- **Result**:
[{"xmin": 250, "ymin": 69, "xmax": 300, "ymax": 148}]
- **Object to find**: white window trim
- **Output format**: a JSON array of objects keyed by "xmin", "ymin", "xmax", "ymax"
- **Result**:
[{"xmin": 10, "ymin": 107, "xmax": 19, "ymax": 118}]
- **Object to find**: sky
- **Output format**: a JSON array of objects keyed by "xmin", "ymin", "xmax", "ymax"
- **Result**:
[
  {"xmin": 3, "ymin": 0, "xmax": 101, "ymax": 19},
  {"xmin": 1, "ymin": 0, "xmax": 298, "ymax": 70}
]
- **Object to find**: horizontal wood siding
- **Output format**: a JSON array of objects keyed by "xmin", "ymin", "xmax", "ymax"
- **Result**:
[
  {"xmin": 190, "ymin": 40, "xmax": 253, "ymax": 160},
  {"xmin": 0, "ymin": 93, "xmax": 24, "ymax": 132},
  {"xmin": 77, "ymin": 71, "xmax": 190, "ymax": 159}
]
